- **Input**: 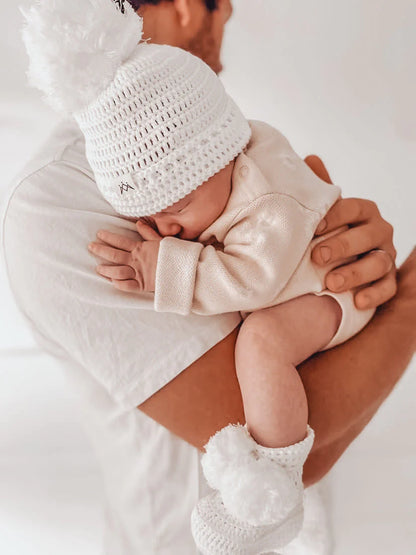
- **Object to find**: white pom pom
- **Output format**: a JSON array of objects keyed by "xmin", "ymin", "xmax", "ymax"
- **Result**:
[
  {"xmin": 221, "ymin": 458, "xmax": 300, "ymax": 526},
  {"xmin": 20, "ymin": 0, "xmax": 143, "ymax": 115},
  {"xmin": 201, "ymin": 424, "xmax": 257, "ymax": 491}
]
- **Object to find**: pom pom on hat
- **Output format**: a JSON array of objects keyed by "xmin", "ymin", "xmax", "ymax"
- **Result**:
[
  {"xmin": 20, "ymin": 0, "xmax": 143, "ymax": 115},
  {"xmin": 18, "ymin": 0, "xmax": 251, "ymax": 218}
]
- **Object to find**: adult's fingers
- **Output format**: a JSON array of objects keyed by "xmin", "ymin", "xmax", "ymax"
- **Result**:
[
  {"xmin": 96, "ymin": 265, "xmax": 135, "ymax": 281},
  {"xmin": 88, "ymin": 242, "xmax": 131, "ymax": 265},
  {"xmin": 312, "ymin": 222, "xmax": 394, "ymax": 266},
  {"xmin": 353, "ymin": 268, "xmax": 398, "ymax": 309},
  {"xmin": 304, "ymin": 155, "xmax": 333, "ymax": 185},
  {"xmin": 314, "ymin": 197, "xmax": 384, "ymax": 237},
  {"xmin": 96, "ymin": 229, "xmax": 138, "ymax": 252},
  {"xmin": 325, "ymin": 249, "xmax": 395, "ymax": 294}
]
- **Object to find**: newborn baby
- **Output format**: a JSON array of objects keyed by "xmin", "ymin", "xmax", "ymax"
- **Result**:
[{"xmin": 89, "ymin": 119, "xmax": 375, "ymax": 551}]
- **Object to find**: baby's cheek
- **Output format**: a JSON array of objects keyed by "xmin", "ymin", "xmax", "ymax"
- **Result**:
[
  {"xmin": 184, "ymin": 225, "xmax": 203, "ymax": 241},
  {"xmin": 184, "ymin": 213, "xmax": 204, "ymax": 236}
]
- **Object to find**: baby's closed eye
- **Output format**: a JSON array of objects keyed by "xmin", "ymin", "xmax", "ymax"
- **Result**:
[
  {"xmin": 177, "ymin": 201, "xmax": 191, "ymax": 213},
  {"xmin": 138, "ymin": 216, "xmax": 157, "ymax": 229}
]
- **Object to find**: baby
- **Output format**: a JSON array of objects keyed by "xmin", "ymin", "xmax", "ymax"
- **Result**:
[
  {"xmin": 89, "ymin": 123, "xmax": 375, "ymax": 551},
  {"xmin": 22, "ymin": 1, "xmax": 375, "ymax": 553}
]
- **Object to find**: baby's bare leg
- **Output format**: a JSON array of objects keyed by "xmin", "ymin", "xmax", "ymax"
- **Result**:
[{"xmin": 235, "ymin": 294, "xmax": 342, "ymax": 448}]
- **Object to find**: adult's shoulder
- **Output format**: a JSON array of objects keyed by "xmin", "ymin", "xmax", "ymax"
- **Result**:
[
  {"xmin": 3, "ymin": 118, "xmax": 92, "ymax": 216},
  {"xmin": 2, "ymin": 120, "xmax": 241, "ymax": 411},
  {"xmin": 1, "ymin": 116, "xmax": 125, "ymax": 334},
  {"xmin": 2, "ymin": 116, "xmax": 116, "ymax": 268}
]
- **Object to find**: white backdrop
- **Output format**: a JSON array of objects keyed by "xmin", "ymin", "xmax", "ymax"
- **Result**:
[{"xmin": 0, "ymin": 1, "xmax": 415, "ymax": 554}]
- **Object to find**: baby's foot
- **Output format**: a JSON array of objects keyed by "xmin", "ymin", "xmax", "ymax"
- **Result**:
[{"xmin": 191, "ymin": 489, "xmax": 303, "ymax": 555}]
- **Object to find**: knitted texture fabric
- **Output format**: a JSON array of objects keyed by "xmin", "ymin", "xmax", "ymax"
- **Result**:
[
  {"xmin": 255, "ymin": 425, "xmax": 315, "ymax": 492},
  {"xmin": 201, "ymin": 423, "xmax": 315, "ymax": 526},
  {"xmin": 20, "ymin": 0, "xmax": 251, "ymax": 218},
  {"xmin": 191, "ymin": 491, "xmax": 303, "ymax": 555},
  {"xmin": 74, "ymin": 43, "xmax": 251, "ymax": 217},
  {"xmin": 192, "ymin": 424, "xmax": 315, "ymax": 553}
]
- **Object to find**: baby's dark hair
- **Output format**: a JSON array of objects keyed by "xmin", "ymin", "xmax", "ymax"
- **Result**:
[{"xmin": 128, "ymin": 0, "xmax": 218, "ymax": 12}]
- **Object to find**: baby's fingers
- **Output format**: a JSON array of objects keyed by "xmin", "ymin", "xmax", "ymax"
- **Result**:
[
  {"xmin": 112, "ymin": 279, "xmax": 142, "ymax": 293},
  {"xmin": 97, "ymin": 265, "xmax": 135, "ymax": 281},
  {"xmin": 88, "ymin": 242, "xmax": 131, "ymax": 265},
  {"xmin": 136, "ymin": 220, "xmax": 162, "ymax": 240},
  {"xmin": 96, "ymin": 229, "xmax": 138, "ymax": 252}
]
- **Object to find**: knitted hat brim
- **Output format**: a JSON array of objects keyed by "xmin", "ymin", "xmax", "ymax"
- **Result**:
[{"xmin": 97, "ymin": 95, "xmax": 252, "ymax": 217}]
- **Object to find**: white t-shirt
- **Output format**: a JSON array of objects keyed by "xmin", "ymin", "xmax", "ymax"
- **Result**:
[{"xmin": 2, "ymin": 118, "xmax": 332, "ymax": 554}]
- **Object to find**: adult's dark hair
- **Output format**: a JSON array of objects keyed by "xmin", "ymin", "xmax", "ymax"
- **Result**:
[{"xmin": 128, "ymin": 0, "xmax": 218, "ymax": 12}]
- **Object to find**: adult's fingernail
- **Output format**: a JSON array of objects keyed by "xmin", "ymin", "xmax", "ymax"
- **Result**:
[
  {"xmin": 320, "ymin": 246, "xmax": 331, "ymax": 263},
  {"xmin": 316, "ymin": 219, "xmax": 327, "ymax": 233},
  {"xmin": 330, "ymin": 273, "xmax": 345, "ymax": 290}
]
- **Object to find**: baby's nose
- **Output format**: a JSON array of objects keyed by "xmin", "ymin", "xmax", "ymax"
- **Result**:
[{"xmin": 157, "ymin": 221, "xmax": 182, "ymax": 237}]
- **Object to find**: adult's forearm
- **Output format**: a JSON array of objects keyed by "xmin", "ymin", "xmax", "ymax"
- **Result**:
[
  {"xmin": 300, "ymin": 300, "xmax": 414, "ymax": 450},
  {"xmin": 301, "ymin": 250, "xmax": 416, "ymax": 483},
  {"xmin": 139, "ymin": 251, "xmax": 415, "ymax": 481}
]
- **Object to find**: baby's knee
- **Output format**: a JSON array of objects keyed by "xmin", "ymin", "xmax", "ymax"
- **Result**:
[{"xmin": 236, "ymin": 310, "xmax": 282, "ymax": 357}]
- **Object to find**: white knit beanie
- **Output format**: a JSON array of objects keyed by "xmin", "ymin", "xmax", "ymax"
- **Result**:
[{"xmin": 20, "ymin": 0, "xmax": 251, "ymax": 217}]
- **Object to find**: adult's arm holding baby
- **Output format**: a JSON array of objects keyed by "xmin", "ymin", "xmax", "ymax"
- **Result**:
[
  {"xmin": 88, "ymin": 152, "xmax": 411, "ymax": 484},
  {"xmin": 140, "ymin": 250, "xmax": 415, "ymax": 488}
]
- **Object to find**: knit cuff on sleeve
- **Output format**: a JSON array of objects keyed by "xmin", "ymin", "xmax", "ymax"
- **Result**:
[{"xmin": 154, "ymin": 236, "xmax": 204, "ymax": 315}]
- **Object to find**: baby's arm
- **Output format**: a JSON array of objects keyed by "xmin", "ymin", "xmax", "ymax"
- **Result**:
[
  {"xmin": 88, "ymin": 193, "xmax": 326, "ymax": 315},
  {"xmin": 155, "ymin": 193, "xmax": 327, "ymax": 315}
]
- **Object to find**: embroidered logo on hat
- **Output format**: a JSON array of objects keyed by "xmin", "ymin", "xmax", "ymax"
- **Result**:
[
  {"xmin": 113, "ymin": 0, "xmax": 126, "ymax": 14},
  {"xmin": 119, "ymin": 181, "xmax": 135, "ymax": 195}
]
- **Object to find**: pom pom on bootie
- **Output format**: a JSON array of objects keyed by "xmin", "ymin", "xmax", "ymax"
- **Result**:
[
  {"xmin": 201, "ymin": 423, "xmax": 258, "ymax": 491},
  {"xmin": 201, "ymin": 424, "xmax": 315, "ymax": 526},
  {"xmin": 221, "ymin": 456, "xmax": 299, "ymax": 526}
]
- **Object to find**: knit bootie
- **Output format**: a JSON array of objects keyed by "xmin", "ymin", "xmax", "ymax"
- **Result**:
[
  {"xmin": 191, "ymin": 489, "xmax": 303, "ymax": 555},
  {"xmin": 191, "ymin": 424, "xmax": 315, "ymax": 554}
]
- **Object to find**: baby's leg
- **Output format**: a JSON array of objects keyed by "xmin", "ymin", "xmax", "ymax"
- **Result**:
[
  {"xmin": 235, "ymin": 293, "xmax": 342, "ymax": 448},
  {"xmin": 192, "ymin": 294, "xmax": 341, "ymax": 550}
]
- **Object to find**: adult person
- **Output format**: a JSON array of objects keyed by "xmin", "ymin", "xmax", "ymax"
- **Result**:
[{"xmin": 3, "ymin": 0, "xmax": 415, "ymax": 553}]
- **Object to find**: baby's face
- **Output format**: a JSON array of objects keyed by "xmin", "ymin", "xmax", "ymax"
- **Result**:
[{"xmin": 141, "ymin": 159, "xmax": 235, "ymax": 240}]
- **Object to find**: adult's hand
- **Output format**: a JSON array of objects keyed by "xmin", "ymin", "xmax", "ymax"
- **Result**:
[{"xmin": 304, "ymin": 155, "xmax": 397, "ymax": 310}]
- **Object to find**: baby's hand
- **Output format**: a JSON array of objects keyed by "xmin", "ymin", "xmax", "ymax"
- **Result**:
[{"xmin": 88, "ymin": 221, "xmax": 162, "ymax": 293}]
